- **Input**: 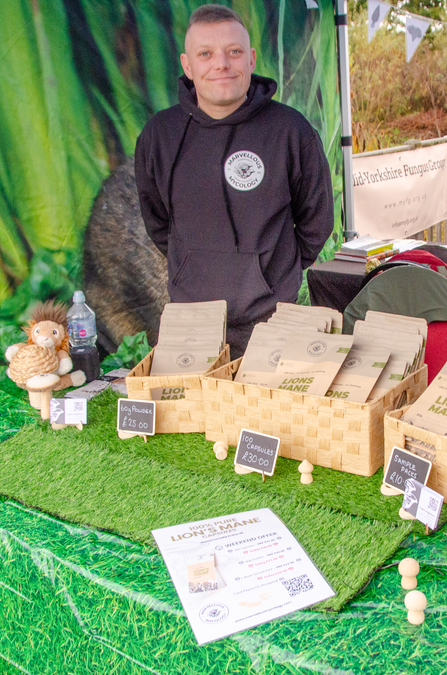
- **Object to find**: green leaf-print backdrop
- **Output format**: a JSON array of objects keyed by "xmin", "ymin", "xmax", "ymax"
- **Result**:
[{"xmin": 0, "ymin": 0, "xmax": 341, "ymax": 323}]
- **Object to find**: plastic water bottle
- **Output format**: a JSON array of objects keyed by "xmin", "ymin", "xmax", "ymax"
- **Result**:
[{"xmin": 66, "ymin": 290, "xmax": 97, "ymax": 347}]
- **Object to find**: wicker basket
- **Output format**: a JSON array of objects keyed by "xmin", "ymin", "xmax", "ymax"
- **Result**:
[
  {"xmin": 202, "ymin": 360, "xmax": 428, "ymax": 476},
  {"xmin": 125, "ymin": 345, "xmax": 230, "ymax": 434},
  {"xmin": 384, "ymin": 406, "xmax": 447, "ymax": 498}
]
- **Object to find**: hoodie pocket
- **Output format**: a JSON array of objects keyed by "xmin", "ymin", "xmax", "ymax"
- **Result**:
[{"xmin": 168, "ymin": 249, "xmax": 274, "ymax": 323}]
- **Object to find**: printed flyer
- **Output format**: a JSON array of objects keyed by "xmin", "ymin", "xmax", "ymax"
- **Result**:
[{"xmin": 152, "ymin": 508, "xmax": 335, "ymax": 644}]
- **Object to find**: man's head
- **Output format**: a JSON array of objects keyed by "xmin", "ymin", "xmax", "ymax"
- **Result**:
[{"xmin": 180, "ymin": 4, "xmax": 256, "ymax": 119}]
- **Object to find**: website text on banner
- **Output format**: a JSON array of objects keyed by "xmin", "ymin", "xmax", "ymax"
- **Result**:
[{"xmin": 352, "ymin": 143, "xmax": 447, "ymax": 240}]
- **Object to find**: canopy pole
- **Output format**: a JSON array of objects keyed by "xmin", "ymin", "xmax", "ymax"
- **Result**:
[{"xmin": 335, "ymin": 0, "xmax": 357, "ymax": 241}]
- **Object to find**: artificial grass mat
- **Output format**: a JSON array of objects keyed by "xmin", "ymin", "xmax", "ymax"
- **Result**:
[
  {"xmin": 0, "ymin": 387, "xmax": 38, "ymax": 443},
  {"xmin": 1, "ymin": 367, "xmax": 444, "ymax": 530},
  {"xmin": 0, "ymin": 388, "xmax": 422, "ymax": 615}
]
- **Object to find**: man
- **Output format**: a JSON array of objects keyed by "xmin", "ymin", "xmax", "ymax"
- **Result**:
[{"xmin": 135, "ymin": 4, "xmax": 334, "ymax": 357}]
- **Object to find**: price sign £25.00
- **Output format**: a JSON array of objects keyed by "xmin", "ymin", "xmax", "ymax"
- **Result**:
[
  {"xmin": 234, "ymin": 428, "xmax": 280, "ymax": 477},
  {"xmin": 117, "ymin": 398, "xmax": 155, "ymax": 440}
]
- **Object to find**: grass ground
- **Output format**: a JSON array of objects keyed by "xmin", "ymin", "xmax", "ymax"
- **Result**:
[
  {"xmin": 0, "ymin": 495, "xmax": 446, "ymax": 674},
  {"xmin": 354, "ymin": 108, "xmax": 447, "ymax": 153}
]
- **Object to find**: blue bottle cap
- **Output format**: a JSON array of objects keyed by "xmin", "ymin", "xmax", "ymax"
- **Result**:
[{"xmin": 73, "ymin": 290, "xmax": 86, "ymax": 303}]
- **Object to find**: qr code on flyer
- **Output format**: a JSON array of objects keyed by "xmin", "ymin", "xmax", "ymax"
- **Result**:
[
  {"xmin": 428, "ymin": 496, "xmax": 438, "ymax": 512},
  {"xmin": 281, "ymin": 574, "xmax": 314, "ymax": 597},
  {"xmin": 73, "ymin": 401, "xmax": 84, "ymax": 412}
]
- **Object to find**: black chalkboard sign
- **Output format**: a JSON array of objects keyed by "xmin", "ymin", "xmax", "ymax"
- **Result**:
[
  {"xmin": 117, "ymin": 398, "xmax": 155, "ymax": 437},
  {"xmin": 383, "ymin": 445, "xmax": 432, "ymax": 494},
  {"xmin": 234, "ymin": 428, "xmax": 280, "ymax": 477}
]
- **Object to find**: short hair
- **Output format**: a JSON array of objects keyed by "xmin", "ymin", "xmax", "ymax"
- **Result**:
[{"xmin": 187, "ymin": 4, "xmax": 246, "ymax": 32}]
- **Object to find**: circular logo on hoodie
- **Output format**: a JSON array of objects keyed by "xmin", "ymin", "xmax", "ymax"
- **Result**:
[{"xmin": 225, "ymin": 151, "xmax": 264, "ymax": 191}]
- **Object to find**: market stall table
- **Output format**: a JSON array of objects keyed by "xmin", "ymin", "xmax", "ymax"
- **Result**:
[
  {"xmin": 307, "ymin": 244, "xmax": 447, "ymax": 314},
  {"xmin": 307, "ymin": 258, "xmax": 366, "ymax": 312}
]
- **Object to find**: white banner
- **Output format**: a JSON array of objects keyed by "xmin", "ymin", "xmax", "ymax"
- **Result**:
[
  {"xmin": 406, "ymin": 15, "xmax": 430, "ymax": 62},
  {"xmin": 368, "ymin": 0, "xmax": 391, "ymax": 42},
  {"xmin": 352, "ymin": 143, "xmax": 447, "ymax": 239}
]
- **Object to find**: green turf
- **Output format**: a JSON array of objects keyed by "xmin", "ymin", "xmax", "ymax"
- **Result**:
[
  {"xmin": 0, "ymin": 387, "xmax": 38, "ymax": 443},
  {"xmin": 2, "ymin": 365, "xmax": 445, "ymax": 532},
  {"xmin": 0, "ymin": 499, "xmax": 446, "ymax": 675},
  {"xmin": 0, "ymin": 365, "xmax": 29, "ymax": 400},
  {"xmin": 0, "ymin": 387, "xmax": 419, "ymax": 614}
]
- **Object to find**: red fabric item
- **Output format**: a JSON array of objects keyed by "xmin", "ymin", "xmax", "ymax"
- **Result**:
[
  {"xmin": 390, "ymin": 250, "xmax": 447, "ymax": 273},
  {"xmin": 425, "ymin": 322, "xmax": 447, "ymax": 384},
  {"xmin": 390, "ymin": 251, "xmax": 447, "ymax": 382}
]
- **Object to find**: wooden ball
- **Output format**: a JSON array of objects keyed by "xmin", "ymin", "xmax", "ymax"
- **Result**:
[
  {"xmin": 298, "ymin": 459, "xmax": 314, "ymax": 474},
  {"xmin": 398, "ymin": 558, "xmax": 420, "ymax": 578},
  {"xmin": 401, "ymin": 575, "xmax": 418, "ymax": 591},
  {"xmin": 213, "ymin": 441, "xmax": 228, "ymax": 454},
  {"xmin": 407, "ymin": 609, "xmax": 425, "ymax": 625},
  {"xmin": 300, "ymin": 473, "xmax": 313, "ymax": 485},
  {"xmin": 405, "ymin": 590, "xmax": 427, "ymax": 612},
  {"xmin": 215, "ymin": 448, "xmax": 227, "ymax": 460}
]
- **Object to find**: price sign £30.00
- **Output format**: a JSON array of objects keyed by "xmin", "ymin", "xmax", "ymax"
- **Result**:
[
  {"xmin": 234, "ymin": 428, "xmax": 280, "ymax": 477},
  {"xmin": 117, "ymin": 398, "xmax": 155, "ymax": 441}
]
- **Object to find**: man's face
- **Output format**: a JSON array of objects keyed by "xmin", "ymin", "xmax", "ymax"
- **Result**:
[{"xmin": 180, "ymin": 21, "xmax": 256, "ymax": 119}]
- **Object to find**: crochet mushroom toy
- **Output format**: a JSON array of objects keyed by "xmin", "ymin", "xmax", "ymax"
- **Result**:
[{"xmin": 5, "ymin": 300, "xmax": 86, "ymax": 419}]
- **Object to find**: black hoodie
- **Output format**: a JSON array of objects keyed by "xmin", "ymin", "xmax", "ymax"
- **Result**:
[{"xmin": 135, "ymin": 74, "xmax": 334, "ymax": 349}]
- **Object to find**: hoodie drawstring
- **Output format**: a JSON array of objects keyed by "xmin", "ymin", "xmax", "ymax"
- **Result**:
[
  {"xmin": 167, "ymin": 113, "xmax": 192, "ymax": 237},
  {"xmin": 221, "ymin": 125, "xmax": 239, "ymax": 251}
]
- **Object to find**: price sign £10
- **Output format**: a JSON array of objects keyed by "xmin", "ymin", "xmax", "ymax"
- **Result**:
[
  {"xmin": 383, "ymin": 445, "xmax": 432, "ymax": 495},
  {"xmin": 234, "ymin": 428, "xmax": 280, "ymax": 478},
  {"xmin": 117, "ymin": 398, "xmax": 155, "ymax": 441}
]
